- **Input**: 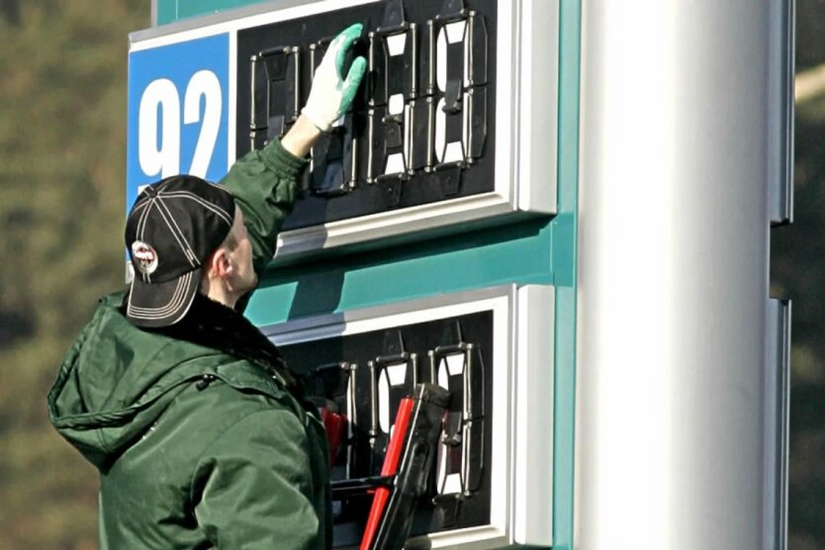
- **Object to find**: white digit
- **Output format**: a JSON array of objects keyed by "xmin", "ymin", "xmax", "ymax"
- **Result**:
[
  {"xmin": 436, "ymin": 21, "xmax": 466, "ymax": 92},
  {"xmin": 434, "ymin": 22, "xmax": 468, "ymax": 165},
  {"xmin": 138, "ymin": 78, "xmax": 180, "ymax": 178},
  {"xmin": 184, "ymin": 70, "xmax": 222, "ymax": 178},
  {"xmin": 437, "ymin": 27, "xmax": 447, "ymax": 92},
  {"xmin": 435, "ymin": 97, "xmax": 446, "ymax": 161}
]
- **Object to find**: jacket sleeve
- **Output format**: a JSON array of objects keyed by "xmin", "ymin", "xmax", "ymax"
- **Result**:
[
  {"xmin": 218, "ymin": 139, "xmax": 309, "ymax": 277},
  {"xmin": 192, "ymin": 409, "xmax": 321, "ymax": 550}
]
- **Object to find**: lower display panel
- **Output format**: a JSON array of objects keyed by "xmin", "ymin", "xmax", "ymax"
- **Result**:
[{"xmin": 263, "ymin": 284, "xmax": 554, "ymax": 548}]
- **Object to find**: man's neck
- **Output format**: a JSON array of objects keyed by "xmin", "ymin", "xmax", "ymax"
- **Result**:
[{"xmin": 202, "ymin": 280, "xmax": 239, "ymax": 310}]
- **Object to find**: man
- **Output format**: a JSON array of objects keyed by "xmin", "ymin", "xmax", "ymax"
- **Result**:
[{"xmin": 47, "ymin": 23, "xmax": 366, "ymax": 549}]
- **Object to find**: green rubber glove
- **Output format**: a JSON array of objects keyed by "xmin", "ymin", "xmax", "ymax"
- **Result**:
[{"xmin": 302, "ymin": 23, "xmax": 368, "ymax": 132}]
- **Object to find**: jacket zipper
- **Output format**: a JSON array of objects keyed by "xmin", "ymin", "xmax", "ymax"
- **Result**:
[{"xmin": 195, "ymin": 374, "xmax": 217, "ymax": 391}]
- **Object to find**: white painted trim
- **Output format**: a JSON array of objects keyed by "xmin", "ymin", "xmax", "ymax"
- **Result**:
[
  {"xmin": 516, "ymin": 0, "xmax": 559, "ymax": 213},
  {"xmin": 513, "ymin": 284, "xmax": 554, "ymax": 545},
  {"xmin": 273, "ymin": 191, "xmax": 515, "ymax": 260},
  {"xmin": 227, "ymin": 29, "xmax": 238, "ymax": 168},
  {"xmin": 265, "ymin": 285, "xmax": 512, "ymax": 345}
]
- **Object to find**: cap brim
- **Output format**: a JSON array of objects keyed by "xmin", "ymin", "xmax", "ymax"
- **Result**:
[{"xmin": 125, "ymin": 268, "xmax": 201, "ymax": 328}]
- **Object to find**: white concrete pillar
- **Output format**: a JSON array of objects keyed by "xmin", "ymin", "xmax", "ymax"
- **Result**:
[{"xmin": 575, "ymin": 1, "xmax": 790, "ymax": 548}]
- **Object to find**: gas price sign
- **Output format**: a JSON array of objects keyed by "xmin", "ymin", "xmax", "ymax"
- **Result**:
[{"xmin": 126, "ymin": 0, "xmax": 558, "ymax": 261}]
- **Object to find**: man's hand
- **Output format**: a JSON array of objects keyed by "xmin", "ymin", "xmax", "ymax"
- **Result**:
[{"xmin": 301, "ymin": 23, "xmax": 368, "ymax": 133}]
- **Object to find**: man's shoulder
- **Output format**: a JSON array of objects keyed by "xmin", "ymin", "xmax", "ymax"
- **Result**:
[
  {"xmin": 147, "ymin": 369, "xmax": 305, "ymax": 459},
  {"xmin": 89, "ymin": 291, "xmax": 302, "ymax": 409}
]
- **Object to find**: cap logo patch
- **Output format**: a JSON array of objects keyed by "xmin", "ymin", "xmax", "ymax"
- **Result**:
[{"xmin": 131, "ymin": 240, "xmax": 159, "ymax": 275}]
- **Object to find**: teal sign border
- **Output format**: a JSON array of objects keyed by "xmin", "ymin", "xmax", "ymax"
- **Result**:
[
  {"xmin": 156, "ymin": 0, "xmax": 270, "ymax": 25},
  {"xmin": 553, "ymin": 1, "xmax": 581, "ymax": 546}
]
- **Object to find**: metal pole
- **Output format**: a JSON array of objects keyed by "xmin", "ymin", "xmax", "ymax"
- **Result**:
[{"xmin": 575, "ymin": 1, "xmax": 788, "ymax": 548}]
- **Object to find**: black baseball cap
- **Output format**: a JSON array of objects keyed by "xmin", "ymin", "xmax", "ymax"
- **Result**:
[{"xmin": 124, "ymin": 175, "xmax": 236, "ymax": 328}]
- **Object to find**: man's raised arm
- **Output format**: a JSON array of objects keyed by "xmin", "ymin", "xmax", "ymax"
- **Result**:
[{"xmin": 219, "ymin": 22, "xmax": 367, "ymax": 276}]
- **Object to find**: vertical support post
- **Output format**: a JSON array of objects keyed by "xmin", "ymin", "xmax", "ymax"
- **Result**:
[{"xmin": 576, "ymin": 1, "xmax": 790, "ymax": 548}]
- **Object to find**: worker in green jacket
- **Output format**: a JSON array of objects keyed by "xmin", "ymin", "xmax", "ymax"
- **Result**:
[{"xmin": 47, "ymin": 23, "xmax": 366, "ymax": 550}]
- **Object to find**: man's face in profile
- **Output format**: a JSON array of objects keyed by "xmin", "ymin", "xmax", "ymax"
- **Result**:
[{"xmin": 226, "ymin": 206, "xmax": 258, "ymax": 294}]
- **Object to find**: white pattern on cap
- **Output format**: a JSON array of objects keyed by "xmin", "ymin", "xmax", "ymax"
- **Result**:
[
  {"xmin": 126, "ymin": 271, "xmax": 195, "ymax": 319},
  {"xmin": 161, "ymin": 190, "xmax": 234, "ymax": 226},
  {"xmin": 131, "ymin": 241, "xmax": 158, "ymax": 275},
  {"xmin": 155, "ymin": 195, "xmax": 198, "ymax": 267},
  {"xmin": 136, "ymin": 197, "xmax": 156, "ymax": 282}
]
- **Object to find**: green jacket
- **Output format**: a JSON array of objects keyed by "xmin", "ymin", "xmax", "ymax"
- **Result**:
[{"xmin": 48, "ymin": 140, "xmax": 332, "ymax": 549}]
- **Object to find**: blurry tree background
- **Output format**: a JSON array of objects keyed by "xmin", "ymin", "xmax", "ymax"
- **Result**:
[
  {"xmin": 0, "ymin": 1, "xmax": 150, "ymax": 547},
  {"xmin": 0, "ymin": 1, "xmax": 822, "ymax": 548},
  {"xmin": 776, "ymin": 1, "xmax": 825, "ymax": 548}
]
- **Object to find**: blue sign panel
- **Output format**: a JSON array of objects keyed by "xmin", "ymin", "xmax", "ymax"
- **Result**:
[{"xmin": 126, "ymin": 33, "xmax": 230, "ymax": 212}]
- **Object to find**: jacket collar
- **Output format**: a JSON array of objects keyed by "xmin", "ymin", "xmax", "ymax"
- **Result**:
[{"xmin": 123, "ymin": 292, "xmax": 301, "ymax": 394}]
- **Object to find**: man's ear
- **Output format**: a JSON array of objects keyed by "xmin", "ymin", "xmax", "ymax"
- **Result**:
[{"xmin": 206, "ymin": 247, "xmax": 233, "ymax": 279}]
